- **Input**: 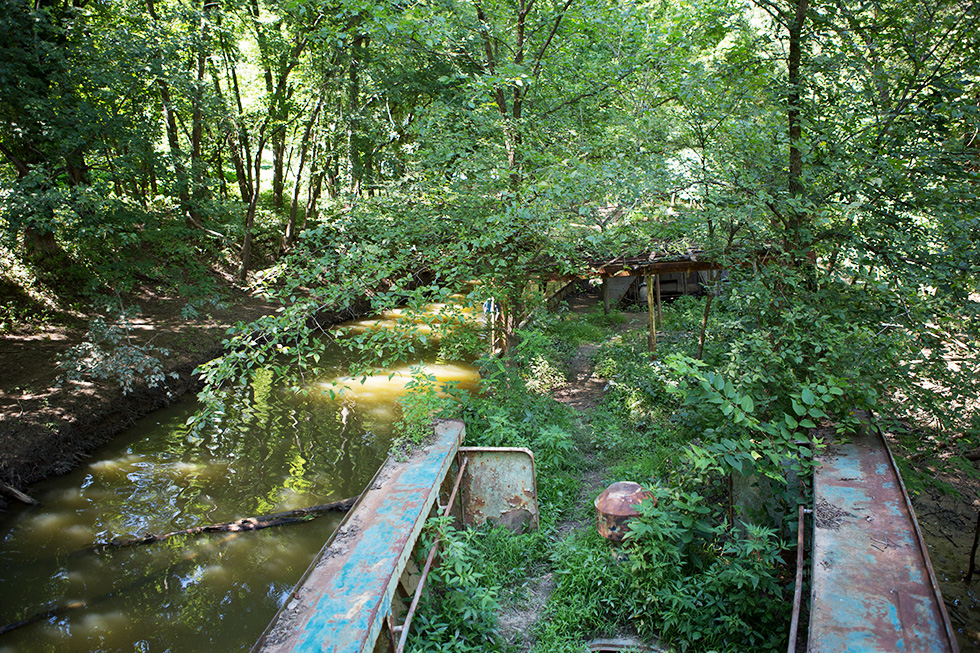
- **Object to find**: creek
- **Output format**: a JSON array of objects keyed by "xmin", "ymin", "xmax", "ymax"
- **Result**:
[{"xmin": 0, "ymin": 304, "xmax": 480, "ymax": 652}]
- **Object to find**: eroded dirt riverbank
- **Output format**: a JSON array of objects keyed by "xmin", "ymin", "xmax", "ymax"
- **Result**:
[{"xmin": 0, "ymin": 287, "xmax": 276, "ymax": 500}]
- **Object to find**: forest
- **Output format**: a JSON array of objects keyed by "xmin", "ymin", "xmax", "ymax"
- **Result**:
[{"xmin": 1, "ymin": 0, "xmax": 979, "ymax": 649}]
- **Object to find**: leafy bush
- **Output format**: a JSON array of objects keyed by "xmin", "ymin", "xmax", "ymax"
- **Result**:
[
  {"xmin": 523, "ymin": 354, "xmax": 567, "ymax": 394},
  {"xmin": 535, "ymin": 530, "xmax": 639, "ymax": 650},
  {"xmin": 393, "ymin": 366, "xmax": 468, "ymax": 453},
  {"xmin": 627, "ymin": 487, "xmax": 788, "ymax": 652},
  {"xmin": 407, "ymin": 519, "xmax": 501, "ymax": 653},
  {"xmin": 57, "ymin": 310, "xmax": 177, "ymax": 394}
]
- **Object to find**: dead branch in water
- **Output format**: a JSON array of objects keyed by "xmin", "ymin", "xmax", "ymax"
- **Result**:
[
  {"xmin": 0, "ymin": 481, "xmax": 38, "ymax": 506},
  {"xmin": 0, "ymin": 600, "xmax": 87, "ymax": 636},
  {"xmin": 92, "ymin": 495, "xmax": 358, "ymax": 551}
]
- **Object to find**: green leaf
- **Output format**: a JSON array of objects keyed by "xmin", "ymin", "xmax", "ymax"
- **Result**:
[{"xmin": 801, "ymin": 387, "xmax": 816, "ymax": 406}]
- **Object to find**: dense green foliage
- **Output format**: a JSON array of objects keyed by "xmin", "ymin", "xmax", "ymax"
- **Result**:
[{"xmin": 2, "ymin": 0, "xmax": 979, "ymax": 648}]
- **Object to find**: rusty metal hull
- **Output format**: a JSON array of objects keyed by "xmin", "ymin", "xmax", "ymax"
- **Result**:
[
  {"xmin": 255, "ymin": 420, "xmax": 464, "ymax": 653},
  {"xmin": 809, "ymin": 425, "xmax": 958, "ymax": 652},
  {"xmin": 458, "ymin": 447, "xmax": 538, "ymax": 532}
]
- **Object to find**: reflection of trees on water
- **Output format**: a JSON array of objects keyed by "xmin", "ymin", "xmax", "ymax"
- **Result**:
[{"xmin": 0, "ymin": 310, "xmax": 476, "ymax": 651}]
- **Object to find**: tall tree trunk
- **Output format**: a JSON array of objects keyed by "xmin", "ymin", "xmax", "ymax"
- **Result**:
[
  {"xmin": 209, "ymin": 59, "xmax": 252, "ymax": 204},
  {"xmin": 786, "ymin": 0, "xmax": 808, "ymax": 258},
  {"xmin": 306, "ymin": 168, "xmax": 325, "ymax": 222},
  {"xmin": 225, "ymin": 47, "xmax": 254, "ymax": 196},
  {"xmin": 148, "ymin": 152, "xmax": 157, "ymax": 197},
  {"xmin": 346, "ymin": 35, "xmax": 369, "ymax": 196},
  {"xmin": 285, "ymin": 95, "xmax": 324, "ymax": 248},
  {"xmin": 157, "ymin": 78, "xmax": 194, "ymax": 223},
  {"xmin": 248, "ymin": 0, "xmax": 274, "ymax": 206},
  {"xmin": 215, "ymin": 150, "xmax": 227, "ymax": 199},
  {"xmin": 63, "ymin": 147, "xmax": 90, "ymax": 188},
  {"xmin": 149, "ymin": 0, "xmax": 195, "ymax": 224},
  {"xmin": 240, "ymin": 132, "xmax": 267, "ymax": 282},
  {"xmin": 190, "ymin": 2, "xmax": 209, "ymax": 216}
]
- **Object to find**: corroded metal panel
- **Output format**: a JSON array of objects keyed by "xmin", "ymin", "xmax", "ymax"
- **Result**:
[
  {"xmin": 459, "ymin": 447, "xmax": 539, "ymax": 533},
  {"xmin": 255, "ymin": 420, "xmax": 464, "ymax": 653},
  {"xmin": 809, "ymin": 425, "xmax": 958, "ymax": 652}
]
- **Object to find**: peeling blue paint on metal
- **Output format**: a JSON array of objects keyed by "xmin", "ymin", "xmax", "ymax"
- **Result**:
[
  {"xmin": 256, "ymin": 420, "xmax": 465, "ymax": 653},
  {"xmin": 809, "ymin": 425, "xmax": 958, "ymax": 652}
]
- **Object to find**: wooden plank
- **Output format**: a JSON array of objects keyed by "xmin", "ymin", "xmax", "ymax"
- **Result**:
[
  {"xmin": 256, "ymin": 420, "xmax": 465, "ymax": 653},
  {"xmin": 654, "ymin": 274, "xmax": 662, "ymax": 325}
]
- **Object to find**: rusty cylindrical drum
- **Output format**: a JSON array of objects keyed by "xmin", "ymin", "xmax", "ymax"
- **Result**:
[{"xmin": 594, "ymin": 481, "xmax": 654, "ymax": 542}]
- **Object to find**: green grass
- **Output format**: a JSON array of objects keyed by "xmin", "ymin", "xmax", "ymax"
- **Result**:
[{"xmin": 410, "ymin": 301, "xmax": 792, "ymax": 652}]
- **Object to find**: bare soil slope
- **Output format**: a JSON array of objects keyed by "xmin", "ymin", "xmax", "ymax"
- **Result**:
[{"xmin": 0, "ymin": 284, "xmax": 275, "ymax": 501}]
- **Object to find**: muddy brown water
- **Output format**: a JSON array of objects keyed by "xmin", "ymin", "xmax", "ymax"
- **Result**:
[{"xmin": 0, "ymin": 306, "xmax": 480, "ymax": 652}]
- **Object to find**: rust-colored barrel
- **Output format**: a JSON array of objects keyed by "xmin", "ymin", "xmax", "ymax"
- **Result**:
[{"xmin": 594, "ymin": 481, "xmax": 653, "ymax": 542}]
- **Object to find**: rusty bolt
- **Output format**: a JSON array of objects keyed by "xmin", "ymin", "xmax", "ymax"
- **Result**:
[{"xmin": 594, "ymin": 481, "xmax": 654, "ymax": 542}]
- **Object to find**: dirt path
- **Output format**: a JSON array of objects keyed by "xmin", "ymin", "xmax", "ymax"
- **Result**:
[
  {"xmin": 497, "ymin": 336, "xmax": 608, "ymax": 651},
  {"xmin": 497, "ymin": 299, "xmax": 648, "ymax": 651}
]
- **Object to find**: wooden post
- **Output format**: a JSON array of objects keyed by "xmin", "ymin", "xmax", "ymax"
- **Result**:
[
  {"xmin": 696, "ymin": 270, "xmax": 718, "ymax": 361},
  {"xmin": 646, "ymin": 273, "xmax": 657, "ymax": 353},
  {"xmin": 602, "ymin": 277, "xmax": 610, "ymax": 314},
  {"xmin": 655, "ymin": 273, "xmax": 662, "ymax": 325}
]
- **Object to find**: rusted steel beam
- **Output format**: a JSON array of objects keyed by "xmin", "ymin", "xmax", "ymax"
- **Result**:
[
  {"xmin": 809, "ymin": 422, "xmax": 958, "ymax": 652},
  {"xmin": 254, "ymin": 420, "xmax": 465, "ymax": 653},
  {"xmin": 594, "ymin": 260, "xmax": 722, "ymax": 277},
  {"xmin": 788, "ymin": 504, "xmax": 806, "ymax": 653}
]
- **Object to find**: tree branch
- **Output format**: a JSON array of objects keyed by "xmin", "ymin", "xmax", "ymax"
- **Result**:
[
  {"xmin": 0, "ymin": 141, "xmax": 31, "ymax": 177},
  {"xmin": 531, "ymin": 0, "xmax": 574, "ymax": 79},
  {"xmin": 538, "ymin": 65, "xmax": 658, "ymax": 118}
]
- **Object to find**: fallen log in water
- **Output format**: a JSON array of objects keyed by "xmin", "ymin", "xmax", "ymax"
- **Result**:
[
  {"xmin": 93, "ymin": 495, "xmax": 359, "ymax": 551},
  {"xmin": 6, "ymin": 528, "xmax": 244, "ymax": 636},
  {"xmin": 0, "ymin": 601, "xmax": 87, "ymax": 636},
  {"xmin": 0, "ymin": 498, "xmax": 362, "ymax": 637}
]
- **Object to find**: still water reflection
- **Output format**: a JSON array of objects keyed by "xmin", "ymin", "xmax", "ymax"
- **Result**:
[{"xmin": 0, "ymin": 307, "xmax": 480, "ymax": 652}]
